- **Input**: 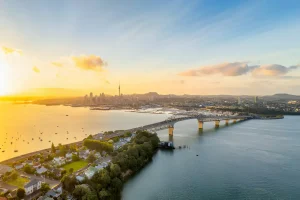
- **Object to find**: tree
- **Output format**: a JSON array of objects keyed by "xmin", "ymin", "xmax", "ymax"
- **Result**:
[
  {"xmin": 87, "ymin": 153, "xmax": 96, "ymax": 163},
  {"xmin": 73, "ymin": 185, "xmax": 92, "ymax": 200},
  {"xmin": 109, "ymin": 164, "xmax": 121, "ymax": 178},
  {"xmin": 61, "ymin": 175, "xmax": 77, "ymax": 192},
  {"xmin": 51, "ymin": 143, "xmax": 56, "ymax": 153},
  {"xmin": 23, "ymin": 164, "xmax": 35, "ymax": 174},
  {"xmin": 111, "ymin": 177, "xmax": 123, "ymax": 192},
  {"xmin": 40, "ymin": 183, "xmax": 50, "ymax": 195},
  {"xmin": 87, "ymin": 135, "xmax": 93, "ymax": 139},
  {"xmin": 124, "ymin": 132, "xmax": 132, "ymax": 137},
  {"xmin": 72, "ymin": 154, "xmax": 80, "ymax": 162},
  {"xmin": 83, "ymin": 139, "xmax": 113, "ymax": 153},
  {"xmin": 69, "ymin": 168, "xmax": 74, "ymax": 174},
  {"xmin": 17, "ymin": 188, "xmax": 25, "ymax": 199},
  {"xmin": 99, "ymin": 189, "xmax": 111, "ymax": 199},
  {"xmin": 58, "ymin": 144, "xmax": 67, "ymax": 156}
]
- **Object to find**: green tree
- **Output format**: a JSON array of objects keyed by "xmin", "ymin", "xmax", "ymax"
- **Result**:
[
  {"xmin": 69, "ymin": 168, "xmax": 74, "ymax": 174},
  {"xmin": 72, "ymin": 154, "xmax": 80, "ymax": 162},
  {"xmin": 51, "ymin": 143, "xmax": 56, "ymax": 153},
  {"xmin": 23, "ymin": 164, "xmax": 35, "ymax": 174},
  {"xmin": 99, "ymin": 189, "xmax": 111, "ymax": 199},
  {"xmin": 58, "ymin": 144, "xmax": 67, "ymax": 156},
  {"xmin": 40, "ymin": 183, "xmax": 50, "ymax": 195},
  {"xmin": 109, "ymin": 164, "xmax": 121, "ymax": 178},
  {"xmin": 16, "ymin": 188, "xmax": 25, "ymax": 199},
  {"xmin": 111, "ymin": 177, "xmax": 123, "ymax": 192},
  {"xmin": 73, "ymin": 185, "xmax": 91, "ymax": 200},
  {"xmin": 61, "ymin": 175, "xmax": 77, "ymax": 192},
  {"xmin": 87, "ymin": 153, "xmax": 96, "ymax": 163}
]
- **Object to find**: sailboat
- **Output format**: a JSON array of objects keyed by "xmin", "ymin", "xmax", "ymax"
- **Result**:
[{"xmin": 14, "ymin": 140, "xmax": 18, "ymax": 152}]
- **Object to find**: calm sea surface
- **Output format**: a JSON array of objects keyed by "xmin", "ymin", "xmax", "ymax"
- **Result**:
[
  {"xmin": 1, "ymin": 103, "xmax": 300, "ymax": 199},
  {"xmin": 122, "ymin": 116, "xmax": 300, "ymax": 200},
  {"xmin": 0, "ymin": 103, "xmax": 169, "ymax": 162}
]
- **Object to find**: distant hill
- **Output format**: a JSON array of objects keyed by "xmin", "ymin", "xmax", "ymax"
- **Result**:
[
  {"xmin": 11, "ymin": 88, "xmax": 84, "ymax": 98},
  {"xmin": 263, "ymin": 93, "xmax": 300, "ymax": 100}
]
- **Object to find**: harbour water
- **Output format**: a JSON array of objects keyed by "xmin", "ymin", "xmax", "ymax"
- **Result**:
[
  {"xmin": 0, "ymin": 103, "xmax": 169, "ymax": 162},
  {"xmin": 122, "ymin": 116, "xmax": 300, "ymax": 200},
  {"xmin": 1, "ymin": 103, "xmax": 300, "ymax": 199}
]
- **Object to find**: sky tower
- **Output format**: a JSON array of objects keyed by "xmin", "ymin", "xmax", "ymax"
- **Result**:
[{"xmin": 118, "ymin": 82, "xmax": 121, "ymax": 97}]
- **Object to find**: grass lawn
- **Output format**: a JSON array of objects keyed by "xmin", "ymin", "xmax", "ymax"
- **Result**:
[
  {"xmin": 62, "ymin": 160, "xmax": 89, "ymax": 172},
  {"xmin": 6, "ymin": 177, "xmax": 29, "ymax": 188}
]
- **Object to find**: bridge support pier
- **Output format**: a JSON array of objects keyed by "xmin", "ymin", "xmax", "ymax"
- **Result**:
[
  {"xmin": 225, "ymin": 119, "xmax": 229, "ymax": 126},
  {"xmin": 215, "ymin": 120, "xmax": 220, "ymax": 128},
  {"xmin": 198, "ymin": 120, "xmax": 203, "ymax": 130},
  {"xmin": 168, "ymin": 125, "xmax": 174, "ymax": 136},
  {"xmin": 233, "ymin": 119, "xmax": 237, "ymax": 123}
]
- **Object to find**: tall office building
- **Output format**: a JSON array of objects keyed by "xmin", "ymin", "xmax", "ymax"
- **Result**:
[
  {"xmin": 254, "ymin": 96, "xmax": 258, "ymax": 103},
  {"xmin": 237, "ymin": 97, "xmax": 241, "ymax": 105},
  {"xmin": 119, "ymin": 82, "xmax": 121, "ymax": 97}
]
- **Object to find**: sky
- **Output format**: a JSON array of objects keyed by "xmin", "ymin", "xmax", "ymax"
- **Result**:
[{"xmin": 1, "ymin": 0, "xmax": 300, "ymax": 96}]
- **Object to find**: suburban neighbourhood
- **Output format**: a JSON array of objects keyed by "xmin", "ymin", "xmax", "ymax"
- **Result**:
[{"xmin": 0, "ymin": 132, "xmax": 136, "ymax": 200}]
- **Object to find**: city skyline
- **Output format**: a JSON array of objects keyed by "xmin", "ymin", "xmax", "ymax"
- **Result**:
[{"xmin": 1, "ymin": 0, "xmax": 300, "ymax": 96}]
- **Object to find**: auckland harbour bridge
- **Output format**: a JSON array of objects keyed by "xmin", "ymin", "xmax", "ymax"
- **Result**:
[{"xmin": 120, "ymin": 114, "xmax": 253, "ymax": 136}]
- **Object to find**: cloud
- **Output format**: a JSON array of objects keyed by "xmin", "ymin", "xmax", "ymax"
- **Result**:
[
  {"xmin": 32, "ymin": 66, "xmax": 40, "ymax": 73},
  {"xmin": 52, "ymin": 62, "xmax": 63, "ymax": 67},
  {"xmin": 2, "ymin": 46, "xmax": 22, "ymax": 55},
  {"xmin": 179, "ymin": 62, "xmax": 258, "ymax": 77},
  {"xmin": 252, "ymin": 64, "xmax": 299, "ymax": 77},
  {"xmin": 72, "ymin": 55, "xmax": 107, "ymax": 71},
  {"xmin": 179, "ymin": 62, "xmax": 300, "ymax": 78}
]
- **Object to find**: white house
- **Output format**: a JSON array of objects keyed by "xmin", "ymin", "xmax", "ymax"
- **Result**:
[
  {"xmin": 65, "ymin": 152, "xmax": 75, "ymax": 159},
  {"xmin": 24, "ymin": 179, "xmax": 42, "ymax": 195},
  {"xmin": 84, "ymin": 166, "xmax": 97, "ymax": 179},
  {"xmin": 79, "ymin": 150, "xmax": 90, "ymax": 159},
  {"xmin": 52, "ymin": 157, "xmax": 66, "ymax": 167}
]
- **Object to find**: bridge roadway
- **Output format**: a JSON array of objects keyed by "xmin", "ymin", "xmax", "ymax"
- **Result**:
[{"xmin": 118, "ymin": 115, "xmax": 252, "ymax": 135}]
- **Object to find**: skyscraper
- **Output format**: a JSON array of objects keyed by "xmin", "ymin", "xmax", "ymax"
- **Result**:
[
  {"xmin": 119, "ymin": 82, "xmax": 121, "ymax": 97},
  {"xmin": 237, "ymin": 97, "xmax": 241, "ymax": 105},
  {"xmin": 254, "ymin": 96, "xmax": 258, "ymax": 103}
]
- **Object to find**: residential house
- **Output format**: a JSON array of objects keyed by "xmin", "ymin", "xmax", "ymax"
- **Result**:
[
  {"xmin": 43, "ymin": 187, "xmax": 62, "ymax": 199},
  {"xmin": 0, "ymin": 164, "xmax": 12, "ymax": 176},
  {"xmin": 79, "ymin": 150, "xmax": 90, "ymax": 159},
  {"xmin": 84, "ymin": 166, "xmax": 97, "ymax": 179},
  {"xmin": 51, "ymin": 168, "xmax": 63, "ymax": 179},
  {"xmin": 76, "ymin": 175, "xmax": 85, "ymax": 182},
  {"xmin": 52, "ymin": 157, "xmax": 66, "ymax": 167},
  {"xmin": 14, "ymin": 163, "xmax": 24, "ymax": 170},
  {"xmin": 33, "ymin": 162, "xmax": 42, "ymax": 169},
  {"xmin": 23, "ymin": 160, "xmax": 34, "ymax": 166},
  {"xmin": 94, "ymin": 152, "xmax": 101, "ymax": 159},
  {"xmin": 65, "ymin": 152, "xmax": 75, "ymax": 159},
  {"xmin": 37, "ymin": 166, "xmax": 48, "ymax": 175},
  {"xmin": 24, "ymin": 179, "xmax": 42, "ymax": 195}
]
